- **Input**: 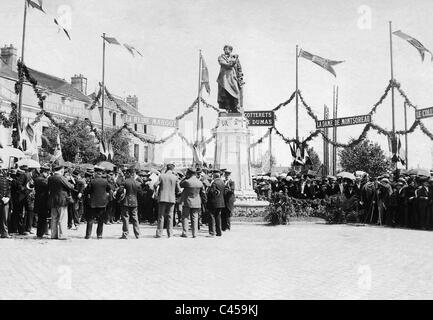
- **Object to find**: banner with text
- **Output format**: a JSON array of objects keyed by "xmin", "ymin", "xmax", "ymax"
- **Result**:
[
  {"xmin": 244, "ymin": 111, "xmax": 275, "ymax": 126},
  {"xmin": 316, "ymin": 114, "xmax": 371, "ymax": 129},
  {"xmin": 415, "ymin": 107, "xmax": 433, "ymax": 120},
  {"xmin": 124, "ymin": 115, "xmax": 178, "ymax": 127}
]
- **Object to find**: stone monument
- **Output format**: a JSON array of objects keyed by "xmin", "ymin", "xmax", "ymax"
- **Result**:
[{"xmin": 214, "ymin": 45, "xmax": 268, "ymax": 213}]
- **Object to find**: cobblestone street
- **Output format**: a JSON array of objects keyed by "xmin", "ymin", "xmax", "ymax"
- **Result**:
[{"xmin": 1, "ymin": 221, "xmax": 433, "ymax": 300}]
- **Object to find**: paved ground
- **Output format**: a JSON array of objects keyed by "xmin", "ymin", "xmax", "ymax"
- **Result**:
[{"xmin": 1, "ymin": 221, "xmax": 433, "ymax": 300}]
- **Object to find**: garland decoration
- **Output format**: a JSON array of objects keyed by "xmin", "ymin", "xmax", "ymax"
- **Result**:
[
  {"xmin": 123, "ymin": 123, "xmax": 178, "ymax": 144},
  {"xmin": 297, "ymin": 90, "xmax": 319, "ymax": 122},
  {"xmin": 368, "ymin": 81, "xmax": 393, "ymax": 115},
  {"xmin": 419, "ymin": 121, "xmax": 433, "ymax": 140},
  {"xmin": 272, "ymin": 91, "xmax": 297, "ymax": 112},
  {"xmin": 84, "ymin": 118, "xmax": 102, "ymax": 142},
  {"xmin": 17, "ymin": 60, "xmax": 47, "ymax": 109},
  {"xmin": 175, "ymin": 98, "xmax": 198, "ymax": 121},
  {"xmin": 250, "ymin": 128, "xmax": 272, "ymax": 148},
  {"xmin": 0, "ymin": 102, "xmax": 18, "ymax": 128},
  {"xmin": 199, "ymin": 97, "xmax": 220, "ymax": 113},
  {"xmin": 104, "ymin": 86, "xmax": 127, "ymax": 114},
  {"xmin": 88, "ymin": 85, "xmax": 102, "ymax": 110},
  {"xmin": 392, "ymin": 80, "xmax": 418, "ymax": 110}
]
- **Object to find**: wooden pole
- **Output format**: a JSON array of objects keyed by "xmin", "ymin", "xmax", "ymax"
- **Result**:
[
  {"xmin": 332, "ymin": 86, "xmax": 336, "ymax": 175},
  {"xmin": 323, "ymin": 105, "xmax": 329, "ymax": 176},
  {"xmin": 295, "ymin": 45, "xmax": 299, "ymax": 141},
  {"xmin": 389, "ymin": 21, "xmax": 397, "ymax": 170},
  {"xmin": 404, "ymin": 102, "xmax": 408, "ymax": 169},
  {"xmin": 269, "ymin": 128, "xmax": 273, "ymax": 173},
  {"xmin": 17, "ymin": 0, "xmax": 28, "ymax": 145},
  {"xmin": 101, "ymin": 33, "xmax": 106, "ymax": 136},
  {"xmin": 196, "ymin": 50, "xmax": 202, "ymax": 144}
]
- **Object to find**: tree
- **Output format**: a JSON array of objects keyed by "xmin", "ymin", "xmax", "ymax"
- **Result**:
[
  {"xmin": 41, "ymin": 119, "xmax": 99, "ymax": 164},
  {"xmin": 104, "ymin": 128, "xmax": 136, "ymax": 166},
  {"xmin": 307, "ymin": 147, "xmax": 321, "ymax": 172},
  {"xmin": 339, "ymin": 139, "xmax": 391, "ymax": 177}
]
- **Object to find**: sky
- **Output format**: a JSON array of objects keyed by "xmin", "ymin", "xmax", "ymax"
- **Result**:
[{"xmin": 0, "ymin": 0, "xmax": 432, "ymax": 168}]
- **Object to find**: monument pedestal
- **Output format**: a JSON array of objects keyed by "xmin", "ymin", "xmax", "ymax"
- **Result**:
[{"xmin": 213, "ymin": 113, "xmax": 269, "ymax": 215}]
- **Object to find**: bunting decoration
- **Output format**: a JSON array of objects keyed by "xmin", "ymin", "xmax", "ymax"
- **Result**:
[
  {"xmin": 299, "ymin": 49, "xmax": 344, "ymax": 77},
  {"xmin": 393, "ymin": 30, "xmax": 433, "ymax": 62},
  {"xmin": 123, "ymin": 43, "xmax": 143, "ymax": 57},
  {"xmin": 26, "ymin": 0, "xmax": 45, "ymax": 13},
  {"xmin": 104, "ymin": 36, "xmax": 121, "ymax": 45}
]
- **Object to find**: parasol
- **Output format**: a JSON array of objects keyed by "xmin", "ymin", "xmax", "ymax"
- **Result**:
[
  {"xmin": 337, "ymin": 171, "xmax": 356, "ymax": 180},
  {"xmin": 17, "ymin": 158, "xmax": 40, "ymax": 169}
]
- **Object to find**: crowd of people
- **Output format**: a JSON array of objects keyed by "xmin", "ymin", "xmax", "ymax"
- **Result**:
[
  {"xmin": 0, "ymin": 161, "xmax": 236, "ymax": 240},
  {"xmin": 253, "ymin": 169, "xmax": 433, "ymax": 229}
]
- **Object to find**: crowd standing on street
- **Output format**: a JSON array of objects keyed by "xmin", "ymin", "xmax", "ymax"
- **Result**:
[
  {"xmin": 0, "ymin": 161, "xmax": 236, "ymax": 240},
  {"xmin": 254, "ymin": 169, "xmax": 433, "ymax": 229}
]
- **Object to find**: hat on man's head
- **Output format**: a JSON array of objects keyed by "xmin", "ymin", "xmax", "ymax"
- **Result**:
[
  {"xmin": 40, "ymin": 165, "xmax": 51, "ymax": 172},
  {"xmin": 187, "ymin": 167, "xmax": 196, "ymax": 174},
  {"xmin": 380, "ymin": 178, "xmax": 390, "ymax": 184},
  {"xmin": 19, "ymin": 165, "xmax": 29, "ymax": 171},
  {"xmin": 398, "ymin": 177, "xmax": 407, "ymax": 185},
  {"xmin": 224, "ymin": 169, "xmax": 232, "ymax": 175},
  {"xmin": 54, "ymin": 164, "xmax": 64, "ymax": 172}
]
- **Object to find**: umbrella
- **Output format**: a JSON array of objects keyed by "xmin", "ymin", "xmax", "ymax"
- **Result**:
[
  {"xmin": 0, "ymin": 146, "xmax": 25, "ymax": 160},
  {"xmin": 408, "ymin": 168, "xmax": 430, "ymax": 177},
  {"xmin": 337, "ymin": 171, "xmax": 356, "ymax": 180},
  {"xmin": 355, "ymin": 170, "xmax": 367, "ymax": 177},
  {"xmin": 78, "ymin": 163, "xmax": 94, "ymax": 170},
  {"xmin": 96, "ymin": 161, "xmax": 116, "ymax": 171},
  {"xmin": 17, "ymin": 158, "xmax": 40, "ymax": 169}
]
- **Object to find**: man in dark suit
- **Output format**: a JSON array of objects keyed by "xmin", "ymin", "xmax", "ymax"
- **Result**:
[
  {"xmin": 154, "ymin": 163, "xmax": 180, "ymax": 238},
  {"xmin": 415, "ymin": 178, "xmax": 430, "ymax": 230},
  {"xmin": 10, "ymin": 165, "xmax": 32, "ymax": 235},
  {"xmin": 47, "ymin": 165, "xmax": 74, "ymax": 240},
  {"xmin": 35, "ymin": 165, "xmax": 50, "ymax": 239},
  {"xmin": 179, "ymin": 167, "xmax": 206, "ymax": 238},
  {"xmin": 222, "ymin": 170, "xmax": 235, "ymax": 231},
  {"xmin": 85, "ymin": 166, "xmax": 111, "ymax": 239},
  {"xmin": 0, "ymin": 162, "xmax": 11, "ymax": 238},
  {"xmin": 119, "ymin": 168, "xmax": 141, "ymax": 239},
  {"xmin": 207, "ymin": 170, "xmax": 225, "ymax": 237}
]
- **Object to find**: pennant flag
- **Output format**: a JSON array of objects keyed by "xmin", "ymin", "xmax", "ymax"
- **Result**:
[
  {"xmin": 123, "ymin": 43, "xmax": 143, "ymax": 57},
  {"xmin": 299, "ymin": 49, "xmax": 344, "ymax": 77},
  {"xmin": 393, "ymin": 30, "xmax": 433, "ymax": 62},
  {"xmin": 53, "ymin": 133, "xmax": 63, "ymax": 161},
  {"xmin": 192, "ymin": 142, "xmax": 204, "ymax": 165},
  {"xmin": 200, "ymin": 53, "xmax": 210, "ymax": 94},
  {"xmin": 54, "ymin": 18, "xmax": 71, "ymax": 40},
  {"xmin": 27, "ymin": 0, "xmax": 45, "ymax": 13},
  {"xmin": 104, "ymin": 36, "xmax": 120, "ymax": 45}
]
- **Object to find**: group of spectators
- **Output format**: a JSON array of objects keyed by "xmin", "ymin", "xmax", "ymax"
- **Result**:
[
  {"xmin": 253, "ymin": 169, "xmax": 433, "ymax": 229},
  {"xmin": 0, "ymin": 161, "xmax": 236, "ymax": 240}
]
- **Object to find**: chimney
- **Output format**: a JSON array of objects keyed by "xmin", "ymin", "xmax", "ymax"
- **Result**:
[
  {"xmin": 126, "ymin": 94, "xmax": 138, "ymax": 109},
  {"xmin": 1, "ymin": 44, "xmax": 17, "ymax": 72},
  {"xmin": 71, "ymin": 74, "xmax": 87, "ymax": 95}
]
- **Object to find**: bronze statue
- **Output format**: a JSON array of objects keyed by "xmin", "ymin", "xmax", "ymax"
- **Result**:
[{"xmin": 217, "ymin": 45, "xmax": 244, "ymax": 113}]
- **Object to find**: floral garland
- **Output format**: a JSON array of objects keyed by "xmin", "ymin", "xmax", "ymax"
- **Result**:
[
  {"xmin": 88, "ymin": 86, "xmax": 102, "ymax": 110},
  {"xmin": 320, "ymin": 124, "xmax": 372, "ymax": 148},
  {"xmin": 0, "ymin": 102, "xmax": 18, "ymax": 128},
  {"xmin": 419, "ymin": 121, "xmax": 433, "ymax": 140},
  {"xmin": 392, "ymin": 80, "xmax": 418, "ymax": 111},
  {"xmin": 368, "ymin": 81, "xmax": 393, "ymax": 115},
  {"xmin": 122, "ymin": 123, "xmax": 178, "ymax": 144},
  {"xmin": 17, "ymin": 61, "xmax": 47, "ymax": 109},
  {"xmin": 175, "ymin": 98, "xmax": 198, "ymax": 121},
  {"xmin": 297, "ymin": 90, "xmax": 319, "ymax": 122},
  {"xmin": 84, "ymin": 118, "xmax": 102, "ymax": 142},
  {"xmin": 249, "ymin": 128, "xmax": 272, "ymax": 148},
  {"xmin": 273, "ymin": 91, "xmax": 297, "ymax": 112},
  {"xmin": 104, "ymin": 87, "xmax": 127, "ymax": 114},
  {"xmin": 199, "ymin": 97, "xmax": 220, "ymax": 113}
]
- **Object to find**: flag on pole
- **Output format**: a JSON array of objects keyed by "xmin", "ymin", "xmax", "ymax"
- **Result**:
[
  {"xmin": 299, "ymin": 49, "xmax": 344, "ymax": 77},
  {"xmin": 53, "ymin": 132, "xmax": 63, "ymax": 161},
  {"xmin": 192, "ymin": 142, "xmax": 204, "ymax": 165},
  {"xmin": 393, "ymin": 30, "xmax": 433, "ymax": 62},
  {"xmin": 104, "ymin": 36, "xmax": 121, "ymax": 45},
  {"xmin": 200, "ymin": 53, "xmax": 210, "ymax": 94},
  {"xmin": 54, "ymin": 18, "xmax": 71, "ymax": 40},
  {"xmin": 123, "ymin": 43, "xmax": 143, "ymax": 57},
  {"xmin": 26, "ymin": 0, "xmax": 45, "ymax": 13}
]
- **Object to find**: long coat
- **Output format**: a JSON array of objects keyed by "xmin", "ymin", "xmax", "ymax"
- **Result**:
[
  {"xmin": 87, "ymin": 175, "xmax": 111, "ymax": 208},
  {"xmin": 217, "ymin": 54, "xmax": 240, "ymax": 99},
  {"xmin": 207, "ymin": 177, "xmax": 225, "ymax": 209},
  {"xmin": 34, "ymin": 176, "xmax": 49, "ymax": 215},
  {"xmin": 155, "ymin": 170, "xmax": 180, "ymax": 204},
  {"xmin": 180, "ymin": 175, "xmax": 206, "ymax": 209},
  {"xmin": 47, "ymin": 174, "xmax": 74, "ymax": 208}
]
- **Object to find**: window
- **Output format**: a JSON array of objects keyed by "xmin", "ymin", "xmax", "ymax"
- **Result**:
[
  {"xmin": 134, "ymin": 144, "xmax": 139, "ymax": 161},
  {"xmin": 134, "ymin": 124, "xmax": 138, "ymax": 131},
  {"xmin": 143, "ymin": 125, "xmax": 147, "ymax": 134},
  {"xmin": 143, "ymin": 145, "xmax": 149, "ymax": 163},
  {"xmin": 112, "ymin": 113, "xmax": 117, "ymax": 126}
]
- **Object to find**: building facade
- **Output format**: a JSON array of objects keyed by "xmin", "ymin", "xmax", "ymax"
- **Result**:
[{"xmin": 0, "ymin": 44, "xmax": 155, "ymax": 163}]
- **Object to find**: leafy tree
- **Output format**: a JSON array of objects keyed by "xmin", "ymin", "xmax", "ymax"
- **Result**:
[
  {"xmin": 339, "ymin": 139, "xmax": 391, "ymax": 177},
  {"xmin": 307, "ymin": 147, "xmax": 322, "ymax": 172},
  {"xmin": 104, "ymin": 128, "xmax": 136, "ymax": 166}
]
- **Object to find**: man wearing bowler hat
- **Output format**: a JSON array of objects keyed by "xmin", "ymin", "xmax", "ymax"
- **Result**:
[
  {"xmin": 179, "ymin": 167, "xmax": 206, "ymax": 238},
  {"xmin": 85, "ymin": 165, "xmax": 111, "ymax": 239},
  {"xmin": 206, "ymin": 170, "xmax": 225, "ymax": 236},
  {"xmin": 47, "ymin": 165, "xmax": 74, "ymax": 240},
  {"xmin": 222, "ymin": 169, "xmax": 235, "ymax": 231},
  {"xmin": 119, "ymin": 167, "xmax": 141, "ymax": 239}
]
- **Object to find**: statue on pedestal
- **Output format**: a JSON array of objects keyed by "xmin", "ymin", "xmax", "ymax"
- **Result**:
[{"xmin": 217, "ymin": 45, "xmax": 244, "ymax": 114}]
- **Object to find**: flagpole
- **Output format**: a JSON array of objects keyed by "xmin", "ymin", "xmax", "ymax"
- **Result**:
[
  {"xmin": 196, "ymin": 50, "xmax": 202, "ymax": 146},
  {"xmin": 269, "ymin": 127, "xmax": 272, "ymax": 174},
  {"xmin": 17, "ymin": 0, "xmax": 28, "ymax": 147},
  {"xmin": 295, "ymin": 45, "xmax": 299, "ymax": 141},
  {"xmin": 101, "ymin": 33, "xmax": 106, "ymax": 137},
  {"xmin": 389, "ymin": 21, "xmax": 396, "ymax": 170},
  {"xmin": 404, "ymin": 102, "xmax": 408, "ymax": 169}
]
